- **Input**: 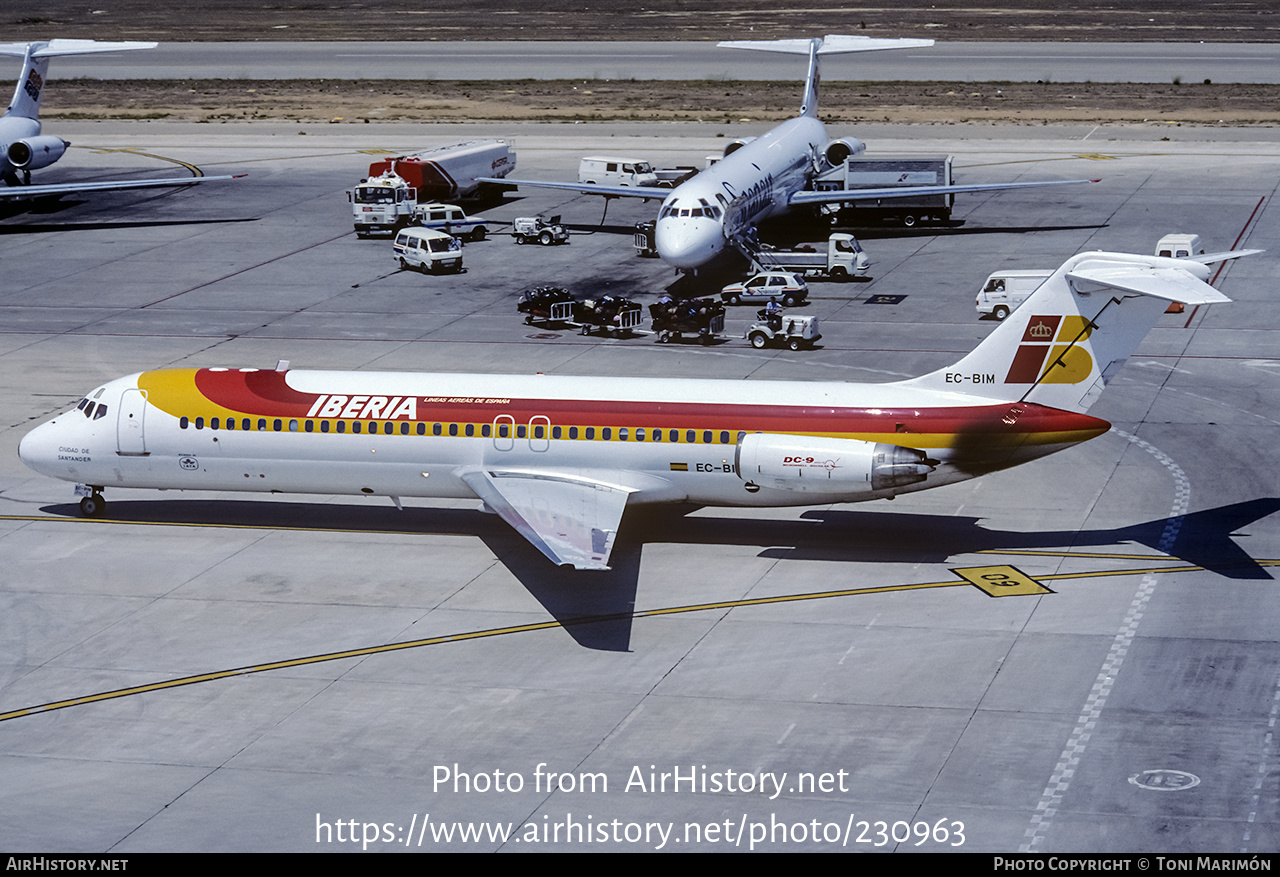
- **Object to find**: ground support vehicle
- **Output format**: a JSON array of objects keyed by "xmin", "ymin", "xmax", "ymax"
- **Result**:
[
  {"xmin": 747, "ymin": 233, "xmax": 869, "ymax": 278},
  {"xmin": 649, "ymin": 298, "xmax": 726, "ymax": 344},
  {"xmin": 365, "ymin": 140, "xmax": 515, "ymax": 202},
  {"xmin": 572, "ymin": 296, "xmax": 643, "ymax": 337},
  {"xmin": 634, "ymin": 220, "xmax": 658, "ymax": 257},
  {"xmin": 513, "ymin": 215, "xmax": 570, "ymax": 245},
  {"xmin": 746, "ymin": 312, "xmax": 822, "ymax": 350},
  {"xmin": 413, "ymin": 202, "xmax": 491, "ymax": 242},
  {"xmin": 578, "ymin": 156, "xmax": 659, "ymax": 188},
  {"xmin": 720, "ymin": 271, "xmax": 809, "ymax": 307},
  {"xmin": 518, "ymin": 286, "xmax": 577, "ymax": 326},
  {"xmin": 974, "ymin": 270, "xmax": 1053, "ymax": 321},
  {"xmin": 393, "ymin": 228, "xmax": 463, "ymax": 274},
  {"xmin": 353, "ymin": 140, "xmax": 515, "ymax": 236},
  {"xmin": 813, "ymin": 155, "xmax": 953, "ymax": 227},
  {"xmin": 350, "ymin": 171, "xmax": 417, "ymax": 236}
]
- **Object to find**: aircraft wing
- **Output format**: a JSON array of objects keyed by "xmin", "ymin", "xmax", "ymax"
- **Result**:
[
  {"xmin": 0, "ymin": 174, "xmax": 243, "ymax": 200},
  {"xmin": 477, "ymin": 176, "xmax": 670, "ymax": 200},
  {"xmin": 788, "ymin": 178, "xmax": 1099, "ymax": 207},
  {"xmin": 458, "ymin": 468, "xmax": 634, "ymax": 570}
]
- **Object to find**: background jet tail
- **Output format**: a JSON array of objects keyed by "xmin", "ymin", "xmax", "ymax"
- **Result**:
[
  {"xmin": 717, "ymin": 34, "xmax": 933, "ymax": 119},
  {"xmin": 0, "ymin": 40, "xmax": 155, "ymax": 121},
  {"xmin": 901, "ymin": 251, "xmax": 1248, "ymax": 413}
]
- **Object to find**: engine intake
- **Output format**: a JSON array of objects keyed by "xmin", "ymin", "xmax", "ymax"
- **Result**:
[
  {"xmin": 723, "ymin": 137, "xmax": 757, "ymax": 158},
  {"xmin": 823, "ymin": 137, "xmax": 867, "ymax": 168},
  {"xmin": 736, "ymin": 433, "xmax": 934, "ymax": 495},
  {"xmin": 8, "ymin": 136, "xmax": 68, "ymax": 170}
]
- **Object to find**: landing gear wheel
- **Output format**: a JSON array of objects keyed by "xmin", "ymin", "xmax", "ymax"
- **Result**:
[{"xmin": 79, "ymin": 494, "xmax": 105, "ymax": 518}]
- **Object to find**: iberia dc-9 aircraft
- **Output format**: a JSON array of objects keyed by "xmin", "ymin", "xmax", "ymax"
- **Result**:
[
  {"xmin": 19, "ymin": 250, "xmax": 1252, "ymax": 570},
  {"xmin": 480, "ymin": 35, "xmax": 1097, "ymax": 272},
  {"xmin": 0, "ymin": 40, "xmax": 239, "ymax": 197}
]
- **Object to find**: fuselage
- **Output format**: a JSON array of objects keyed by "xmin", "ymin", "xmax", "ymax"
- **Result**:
[
  {"xmin": 654, "ymin": 115, "xmax": 827, "ymax": 270},
  {"xmin": 19, "ymin": 367, "xmax": 1110, "ymax": 509}
]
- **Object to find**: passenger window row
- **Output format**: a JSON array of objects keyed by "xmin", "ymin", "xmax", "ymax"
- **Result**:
[{"xmin": 177, "ymin": 416, "xmax": 740, "ymax": 444}]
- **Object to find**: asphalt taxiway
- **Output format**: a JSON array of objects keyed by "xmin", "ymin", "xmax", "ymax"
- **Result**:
[{"xmin": 0, "ymin": 120, "xmax": 1278, "ymax": 853}]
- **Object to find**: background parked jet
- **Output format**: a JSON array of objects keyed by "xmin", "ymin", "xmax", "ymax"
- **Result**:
[
  {"xmin": 0, "ymin": 39, "xmax": 238, "ymax": 199},
  {"xmin": 483, "ymin": 35, "xmax": 1096, "ymax": 272}
]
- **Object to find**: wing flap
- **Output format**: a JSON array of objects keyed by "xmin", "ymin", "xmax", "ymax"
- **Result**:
[{"xmin": 459, "ymin": 468, "xmax": 633, "ymax": 570}]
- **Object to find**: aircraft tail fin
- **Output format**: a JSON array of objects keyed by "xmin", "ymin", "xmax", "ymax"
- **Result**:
[
  {"xmin": 1, "ymin": 40, "xmax": 155, "ymax": 121},
  {"xmin": 717, "ymin": 35, "xmax": 933, "ymax": 119},
  {"xmin": 900, "ymin": 251, "xmax": 1250, "ymax": 413}
]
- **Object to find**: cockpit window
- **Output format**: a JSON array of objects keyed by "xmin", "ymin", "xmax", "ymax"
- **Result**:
[
  {"xmin": 83, "ymin": 402, "xmax": 95, "ymax": 418},
  {"xmin": 92, "ymin": 404, "xmax": 107, "ymax": 420}
]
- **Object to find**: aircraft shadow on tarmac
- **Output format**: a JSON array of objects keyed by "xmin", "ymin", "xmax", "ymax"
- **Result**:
[{"xmin": 39, "ymin": 496, "xmax": 1279, "ymax": 652}]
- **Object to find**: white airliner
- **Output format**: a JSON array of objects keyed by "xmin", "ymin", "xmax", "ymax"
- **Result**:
[
  {"xmin": 481, "ymin": 35, "xmax": 1096, "ymax": 272},
  {"xmin": 0, "ymin": 40, "xmax": 238, "ymax": 198},
  {"xmin": 19, "ymin": 250, "xmax": 1249, "ymax": 570}
]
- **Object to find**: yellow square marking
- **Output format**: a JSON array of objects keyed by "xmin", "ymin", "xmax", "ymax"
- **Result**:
[{"xmin": 951, "ymin": 564, "xmax": 1054, "ymax": 597}]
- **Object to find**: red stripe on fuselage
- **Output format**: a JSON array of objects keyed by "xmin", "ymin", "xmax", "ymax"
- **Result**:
[{"xmin": 186, "ymin": 369, "xmax": 1109, "ymax": 444}]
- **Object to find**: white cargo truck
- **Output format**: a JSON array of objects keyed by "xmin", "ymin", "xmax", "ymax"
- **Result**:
[
  {"xmin": 749, "ymin": 233, "xmax": 870, "ymax": 279},
  {"xmin": 813, "ymin": 155, "xmax": 954, "ymax": 227}
]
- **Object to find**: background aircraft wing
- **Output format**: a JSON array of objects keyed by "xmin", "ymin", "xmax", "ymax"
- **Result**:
[
  {"xmin": 788, "ymin": 178, "xmax": 1099, "ymax": 206},
  {"xmin": 0, "ymin": 39, "xmax": 157, "ymax": 58},
  {"xmin": 0, "ymin": 174, "xmax": 242, "ymax": 200},
  {"xmin": 458, "ymin": 468, "xmax": 633, "ymax": 570},
  {"xmin": 477, "ymin": 176, "xmax": 669, "ymax": 199}
]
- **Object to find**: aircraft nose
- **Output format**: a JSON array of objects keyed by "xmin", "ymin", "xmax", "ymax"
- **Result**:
[
  {"xmin": 655, "ymin": 218, "xmax": 722, "ymax": 270},
  {"xmin": 18, "ymin": 419, "xmax": 62, "ymax": 477}
]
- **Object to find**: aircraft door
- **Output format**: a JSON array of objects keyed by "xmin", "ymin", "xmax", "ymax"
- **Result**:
[
  {"xmin": 116, "ymin": 388, "xmax": 148, "ymax": 456},
  {"xmin": 492, "ymin": 414, "xmax": 514, "ymax": 452},
  {"xmin": 528, "ymin": 416, "xmax": 550, "ymax": 452}
]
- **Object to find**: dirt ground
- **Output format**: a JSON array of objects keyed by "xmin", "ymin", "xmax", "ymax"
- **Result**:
[
  {"xmin": 40, "ymin": 78, "xmax": 1280, "ymax": 127},
  {"xmin": 9, "ymin": 2, "xmax": 1280, "ymax": 126},
  {"xmin": 4, "ymin": 1, "xmax": 1278, "ymax": 43}
]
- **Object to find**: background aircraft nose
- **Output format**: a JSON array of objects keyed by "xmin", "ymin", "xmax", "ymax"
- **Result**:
[{"xmin": 655, "ymin": 220, "xmax": 721, "ymax": 269}]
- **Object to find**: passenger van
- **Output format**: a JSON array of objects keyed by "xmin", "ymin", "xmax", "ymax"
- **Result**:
[
  {"xmin": 1156, "ymin": 234, "xmax": 1204, "ymax": 259},
  {"xmin": 393, "ymin": 227, "xmax": 463, "ymax": 274},
  {"xmin": 974, "ymin": 270, "xmax": 1053, "ymax": 321},
  {"xmin": 578, "ymin": 156, "xmax": 659, "ymax": 188}
]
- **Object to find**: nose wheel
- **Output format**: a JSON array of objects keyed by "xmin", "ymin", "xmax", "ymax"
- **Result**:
[{"xmin": 78, "ymin": 493, "xmax": 106, "ymax": 518}]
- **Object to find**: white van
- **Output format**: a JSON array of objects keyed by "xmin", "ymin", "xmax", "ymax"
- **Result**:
[
  {"xmin": 1156, "ymin": 234, "xmax": 1204, "ymax": 259},
  {"xmin": 975, "ymin": 270, "xmax": 1053, "ymax": 320},
  {"xmin": 578, "ymin": 156, "xmax": 659, "ymax": 188},
  {"xmin": 393, "ymin": 227, "xmax": 463, "ymax": 274}
]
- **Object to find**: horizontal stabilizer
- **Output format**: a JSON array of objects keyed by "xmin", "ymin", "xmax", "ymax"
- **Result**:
[
  {"xmin": 717, "ymin": 35, "xmax": 933, "ymax": 55},
  {"xmin": 458, "ymin": 468, "xmax": 633, "ymax": 570},
  {"xmin": 0, "ymin": 40, "xmax": 157, "ymax": 58},
  {"xmin": 1066, "ymin": 263, "xmax": 1231, "ymax": 305},
  {"xmin": 1190, "ymin": 248, "xmax": 1264, "ymax": 265}
]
